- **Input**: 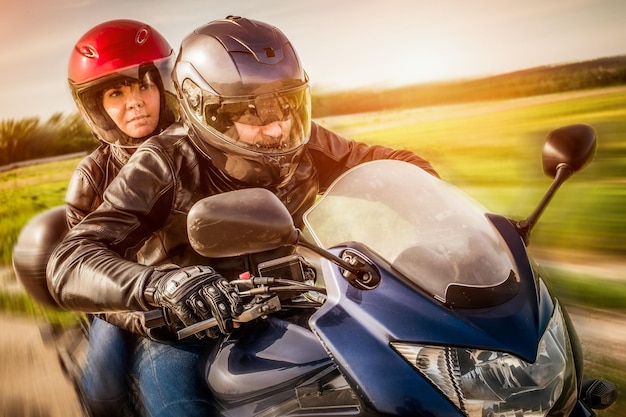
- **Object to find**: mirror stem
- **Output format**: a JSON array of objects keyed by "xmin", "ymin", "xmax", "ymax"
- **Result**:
[{"xmin": 516, "ymin": 163, "xmax": 573, "ymax": 243}]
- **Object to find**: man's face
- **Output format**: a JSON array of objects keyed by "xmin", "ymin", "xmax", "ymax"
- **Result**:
[
  {"xmin": 102, "ymin": 72, "xmax": 161, "ymax": 141},
  {"xmin": 193, "ymin": 85, "xmax": 310, "ymax": 155},
  {"xmin": 233, "ymin": 110, "xmax": 293, "ymax": 152}
]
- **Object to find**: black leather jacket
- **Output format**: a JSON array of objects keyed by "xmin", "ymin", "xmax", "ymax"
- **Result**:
[
  {"xmin": 64, "ymin": 142, "xmax": 155, "ymax": 335},
  {"xmin": 66, "ymin": 143, "xmax": 126, "ymax": 229},
  {"xmin": 49, "ymin": 122, "xmax": 437, "ymax": 326}
]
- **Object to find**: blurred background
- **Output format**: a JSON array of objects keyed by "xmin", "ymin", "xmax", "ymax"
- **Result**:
[
  {"xmin": 2, "ymin": 0, "xmax": 626, "ymax": 119},
  {"xmin": 1, "ymin": 1, "xmax": 625, "ymax": 416}
]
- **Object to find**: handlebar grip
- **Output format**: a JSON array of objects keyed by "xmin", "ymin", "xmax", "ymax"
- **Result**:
[
  {"xmin": 141, "ymin": 309, "xmax": 218, "ymax": 339},
  {"xmin": 177, "ymin": 317, "xmax": 218, "ymax": 340},
  {"xmin": 142, "ymin": 309, "xmax": 166, "ymax": 328}
]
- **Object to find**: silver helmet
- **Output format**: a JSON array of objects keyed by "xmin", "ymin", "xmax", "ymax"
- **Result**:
[{"xmin": 172, "ymin": 16, "xmax": 311, "ymax": 188}]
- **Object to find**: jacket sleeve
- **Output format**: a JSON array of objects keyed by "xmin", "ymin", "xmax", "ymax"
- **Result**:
[
  {"xmin": 47, "ymin": 146, "xmax": 176, "ymax": 313},
  {"xmin": 65, "ymin": 151, "xmax": 108, "ymax": 229},
  {"xmin": 307, "ymin": 122, "xmax": 439, "ymax": 191}
]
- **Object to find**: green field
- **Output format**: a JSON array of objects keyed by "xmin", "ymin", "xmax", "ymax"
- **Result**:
[{"xmin": 318, "ymin": 86, "xmax": 626, "ymax": 255}]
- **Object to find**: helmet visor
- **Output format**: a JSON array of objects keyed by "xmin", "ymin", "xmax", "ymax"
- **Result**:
[
  {"xmin": 182, "ymin": 80, "xmax": 311, "ymax": 155},
  {"xmin": 70, "ymin": 54, "xmax": 176, "ymax": 146}
]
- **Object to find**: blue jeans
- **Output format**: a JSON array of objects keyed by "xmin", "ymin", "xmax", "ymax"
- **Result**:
[
  {"xmin": 81, "ymin": 317, "xmax": 134, "ymax": 417},
  {"xmin": 130, "ymin": 336, "xmax": 219, "ymax": 417}
]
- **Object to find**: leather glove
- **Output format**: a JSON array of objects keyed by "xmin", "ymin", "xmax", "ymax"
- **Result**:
[{"xmin": 145, "ymin": 265, "xmax": 242, "ymax": 338}]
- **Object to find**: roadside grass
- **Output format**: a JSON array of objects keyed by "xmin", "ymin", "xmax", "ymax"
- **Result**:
[
  {"xmin": 541, "ymin": 266, "xmax": 626, "ymax": 310},
  {"xmin": 0, "ymin": 157, "xmax": 81, "ymax": 265}
]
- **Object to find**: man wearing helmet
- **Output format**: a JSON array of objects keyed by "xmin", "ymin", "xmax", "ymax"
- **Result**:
[
  {"xmin": 64, "ymin": 19, "xmax": 178, "ymax": 417},
  {"xmin": 48, "ymin": 16, "xmax": 438, "ymax": 416}
]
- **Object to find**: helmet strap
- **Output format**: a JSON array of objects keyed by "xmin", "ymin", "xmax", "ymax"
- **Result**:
[{"xmin": 110, "ymin": 143, "xmax": 133, "ymax": 165}]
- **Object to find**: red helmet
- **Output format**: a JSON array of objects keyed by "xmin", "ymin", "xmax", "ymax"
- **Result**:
[{"xmin": 68, "ymin": 19, "xmax": 177, "ymax": 147}]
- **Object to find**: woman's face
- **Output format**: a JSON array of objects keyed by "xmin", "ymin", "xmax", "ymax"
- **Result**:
[{"xmin": 102, "ymin": 73, "xmax": 161, "ymax": 140}]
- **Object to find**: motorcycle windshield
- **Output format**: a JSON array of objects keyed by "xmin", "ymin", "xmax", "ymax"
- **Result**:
[{"xmin": 303, "ymin": 160, "xmax": 519, "ymax": 307}]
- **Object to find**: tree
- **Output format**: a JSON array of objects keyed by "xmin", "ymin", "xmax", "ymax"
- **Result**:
[
  {"xmin": 0, "ymin": 118, "xmax": 40, "ymax": 165},
  {"xmin": 0, "ymin": 113, "xmax": 96, "ymax": 166}
]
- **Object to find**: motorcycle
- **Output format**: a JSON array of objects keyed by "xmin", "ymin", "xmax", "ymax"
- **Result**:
[
  {"xmin": 156, "ymin": 123, "xmax": 614, "ymax": 416},
  {"xmin": 13, "ymin": 124, "xmax": 617, "ymax": 416}
]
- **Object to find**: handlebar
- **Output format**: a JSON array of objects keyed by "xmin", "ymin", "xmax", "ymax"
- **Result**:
[{"xmin": 142, "ymin": 276, "xmax": 325, "ymax": 340}]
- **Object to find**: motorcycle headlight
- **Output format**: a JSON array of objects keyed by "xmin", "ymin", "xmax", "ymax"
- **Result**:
[{"xmin": 391, "ymin": 303, "xmax": 574, "ymax": 417}]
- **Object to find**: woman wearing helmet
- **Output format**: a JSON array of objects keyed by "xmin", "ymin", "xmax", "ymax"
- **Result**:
[
  {"xmin": 65, "ymin": 19, "xmax": 177, "ymax": 417},
  {"xmin": 66, "ymin": 18, "xmax": 177, "ymax": 225},
  {"xmin": 47, "ymin": 16, "xmax": 437, "ymax": 416}
]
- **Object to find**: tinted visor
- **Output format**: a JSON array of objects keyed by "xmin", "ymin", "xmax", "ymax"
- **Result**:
[{"xmin": 182, "ymin": 79, "xmax": 311, "ymax": 154}]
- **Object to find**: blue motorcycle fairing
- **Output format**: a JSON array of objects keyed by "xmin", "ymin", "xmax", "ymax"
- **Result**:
[
  {"xmin": 454, "ymin": 214, "xmax": 555, "ymax": 359},
  {"xmin": 311, "ymin": 258, "xmax": 471, "ymax": 416},
  {"xmin": 206, "ymin": 315, "xmax": 333, "ymax": 403},
  {"xmin": 309, "ymin": 215, "xmax": 557, "ymax": 416}
]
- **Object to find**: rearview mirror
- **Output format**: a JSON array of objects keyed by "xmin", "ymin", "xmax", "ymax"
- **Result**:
[
  {"xmin": 187, "ymin": 188, "xmax": 298, "ymax": 258},
  {"xmin": 542, "ymin": 124, "xmax": 596, "ymax": 178},
  {"xmin": 517, "ymin": 124, "xmax": 597, "ymax": 243}
]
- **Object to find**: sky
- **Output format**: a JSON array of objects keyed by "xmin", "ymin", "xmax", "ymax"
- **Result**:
[{"xmin": 1, "ymin": 0, "xmax": 626, "ymax": 120}]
